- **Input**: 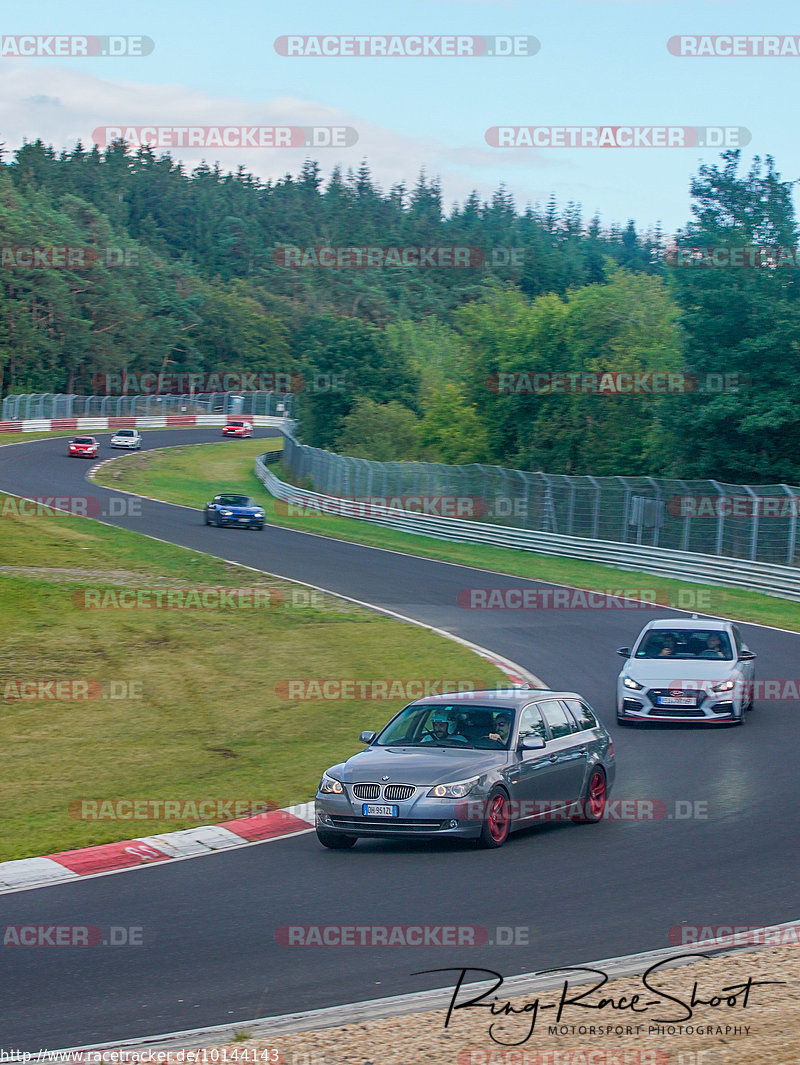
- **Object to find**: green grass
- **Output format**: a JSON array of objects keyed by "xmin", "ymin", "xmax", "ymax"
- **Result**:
[
  {"xmin": 0, "ymin": 472, "xmax": 507, "ymax": 861},
  {"xmin": 94, "ymin": 441, "xmax": 800, "ymax": 634}
]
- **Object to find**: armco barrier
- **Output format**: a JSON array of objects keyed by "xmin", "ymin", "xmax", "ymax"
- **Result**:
[{"xmin": 255, "ymin": 456, "xmax": 800, "ymax": 603}]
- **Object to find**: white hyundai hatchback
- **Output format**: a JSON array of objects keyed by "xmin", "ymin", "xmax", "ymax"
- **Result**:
[{"xmin": 616, "ymin": 618, "xmax": 756, "ymax": 726}]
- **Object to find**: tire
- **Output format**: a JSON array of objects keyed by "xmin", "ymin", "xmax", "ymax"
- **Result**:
[
  {"xmin": 204, "ymin": 510, "xmax": 211, "ymax": 525},
  {"xmin": 574, "ymin": 767, "xmax": 607, "ymax": 823},
  {"xmin": 477, "ymin": 787, "xmax": 510, "ymax": 849},
  {"xmin": 316, "ymin": 828, "xmax": 357, "ymax": 850}
]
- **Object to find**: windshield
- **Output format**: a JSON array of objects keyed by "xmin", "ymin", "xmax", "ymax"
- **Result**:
[
  {"xmin": 376, "ymin": 704, "xmax": 515, "ymax": 750},
  {"xmin": 116, "ymin": 430, "xmax": 134, "ymax": 436},
  {"xmin": 635, "ymin": 629, "xmax": 733, "ymax": 661},
  {"xmin": 73, "ymin": 437, "xmax": 94, "ymax": 444},
  {"xmin": 216, "ymin": 495, "xmax": 251, "ymax": 507}
]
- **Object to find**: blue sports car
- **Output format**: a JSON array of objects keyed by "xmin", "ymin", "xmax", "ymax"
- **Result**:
[{"xmin": 204, "ymin": 493, "xmax": 265, "ymax": 529}]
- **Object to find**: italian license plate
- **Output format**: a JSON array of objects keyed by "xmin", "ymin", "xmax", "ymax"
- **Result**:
[
  {"xmin": 658, "ymin": 696, "xmax": 695, "ymax": 706},
  {"xmin": 363, "ymin": 803, "xmax": 398, "ymax": 817}
]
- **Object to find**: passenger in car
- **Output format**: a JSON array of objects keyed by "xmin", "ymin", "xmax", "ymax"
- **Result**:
[
  {"xmin": 487, "ymin": 714, "xmax": 512, "ymax": 746},
  {"xmin": 699, "ymin": 632, "xmax": 727, "ymax": 658}
]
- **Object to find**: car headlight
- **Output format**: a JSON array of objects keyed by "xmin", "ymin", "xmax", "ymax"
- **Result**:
[
  {"xmin": 623, "ymin": 676, "xmax": 644, "ymax": 691},
  {"xmin": 219, "ymin": 509, "xmax": 232, "ymax": 516},
  {"xmin": 712, "ymin": 678, "xmax": 735, "ymax": 694},
  {"xmin": 254, "ymin": 510, "xmax": 264, "ymax": 518},
  {"xmin": 428, "ymin": 776, "xmax": 480, "ymax": 799},
  {"xmin": 319, "ymin": 773, "xmax": 344, "ymax": 795}
]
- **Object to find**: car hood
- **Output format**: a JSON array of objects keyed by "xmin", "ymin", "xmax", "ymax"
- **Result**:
[
  {"xmin": 625, "ymin": 659, "xmax": 738, "ymax": 683},
  {"xmin": 337, "ymin": 746, "xmax": 507, "ymax": 786},
  {"xmin": 219, "ymin": 504, "xmax": 261, "ymax": 514}
]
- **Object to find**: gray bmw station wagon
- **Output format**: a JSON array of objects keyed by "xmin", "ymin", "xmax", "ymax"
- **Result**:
[{"xmin": 315, "ymin": 688, "xmax": 615, "ymax": 849}]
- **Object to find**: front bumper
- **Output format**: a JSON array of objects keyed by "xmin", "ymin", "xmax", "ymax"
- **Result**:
[
  {"xmin": 617, "ymin": 683, "xmax": 742, "ymax": 723},
  {"xmin": 217, "ymin": 513, "xmax": 263, "ymax": 527},
  {"xmin": 315, "ymin": 791, "xmax": 485, "ymax": 840}
]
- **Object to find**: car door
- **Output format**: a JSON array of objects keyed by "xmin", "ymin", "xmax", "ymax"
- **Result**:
[
  {"xmin": 508, "ymin": 701, "xmax": 574, "ymax": 822},
  {"xmin": 537, "ymin": 699, "xmax": 589, "ymax": 806}
]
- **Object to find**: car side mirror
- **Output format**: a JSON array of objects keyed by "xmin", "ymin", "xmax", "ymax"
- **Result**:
[
  {"xmin": 359, "ymin": 730, "xmax": 377, "ymax": 745},
  {"xmin": 520, "ymin": 735, "xmax": 547, "ymax": 751},
  {"xmin": 738, "ymin": 649, "xmax": 756, "ymax": 661},
  {"xmin": 616, "ymin": 647, "xmax": 631, "ymax": 658}
]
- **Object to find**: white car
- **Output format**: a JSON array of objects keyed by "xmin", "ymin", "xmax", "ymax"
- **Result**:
[
  {"xmin": 110, "ymin": 428, "xmax": 142, "ymax": 449},
  {"xmin": 616, "ymin": 618, "xmax": 756, "ymax": 726}
]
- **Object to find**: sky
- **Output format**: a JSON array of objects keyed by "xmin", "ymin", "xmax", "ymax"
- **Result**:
[{"xmin": 2, "ymin": 0, "xmax": 798, "ymax": 237}]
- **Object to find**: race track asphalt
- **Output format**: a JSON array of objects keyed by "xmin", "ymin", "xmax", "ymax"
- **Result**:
[{"xmin": 1, "ymin": 429, "xmax": 798, "ymax": 1050}]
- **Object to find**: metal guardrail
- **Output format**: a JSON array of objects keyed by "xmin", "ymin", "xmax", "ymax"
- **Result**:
[
  {"xmin": 255, "ymin": 455, "xmax": 800, "ymax": 603},
  {"xmin": 281, "ymin": 435, "xmax": 800, "ymax": 567}
]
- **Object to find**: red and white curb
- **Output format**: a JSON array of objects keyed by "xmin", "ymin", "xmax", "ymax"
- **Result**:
[
  {"xmin": 0, "ymin": 803, "xmax": 317, "ymax": 894},
  {"xmin": 0, "ymin": 656, "xmax": 540, "ymax": 896}
]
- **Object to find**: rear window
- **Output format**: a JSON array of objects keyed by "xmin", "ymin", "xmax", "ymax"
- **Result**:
[
  {"xmin": 538, "ymin": 699, "xmax": 577, "ymax": 739},
  {"xmin": 563, "ymin": 699, "xmax": 597, "ymax": 731}
]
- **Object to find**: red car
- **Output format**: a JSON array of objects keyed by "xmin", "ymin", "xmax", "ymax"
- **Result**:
[
  {"xmin": 68, "ymin": 436, "xmax": 99, "ymax": 458},
  {"xmin": 222, "ymin": 420, "xmax": 253, "ymax": 438}
]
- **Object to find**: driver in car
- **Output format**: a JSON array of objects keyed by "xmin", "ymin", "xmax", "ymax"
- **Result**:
[{"xmin": 422, "ymin": 712, "xmax": 468, "ymax": 744}]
